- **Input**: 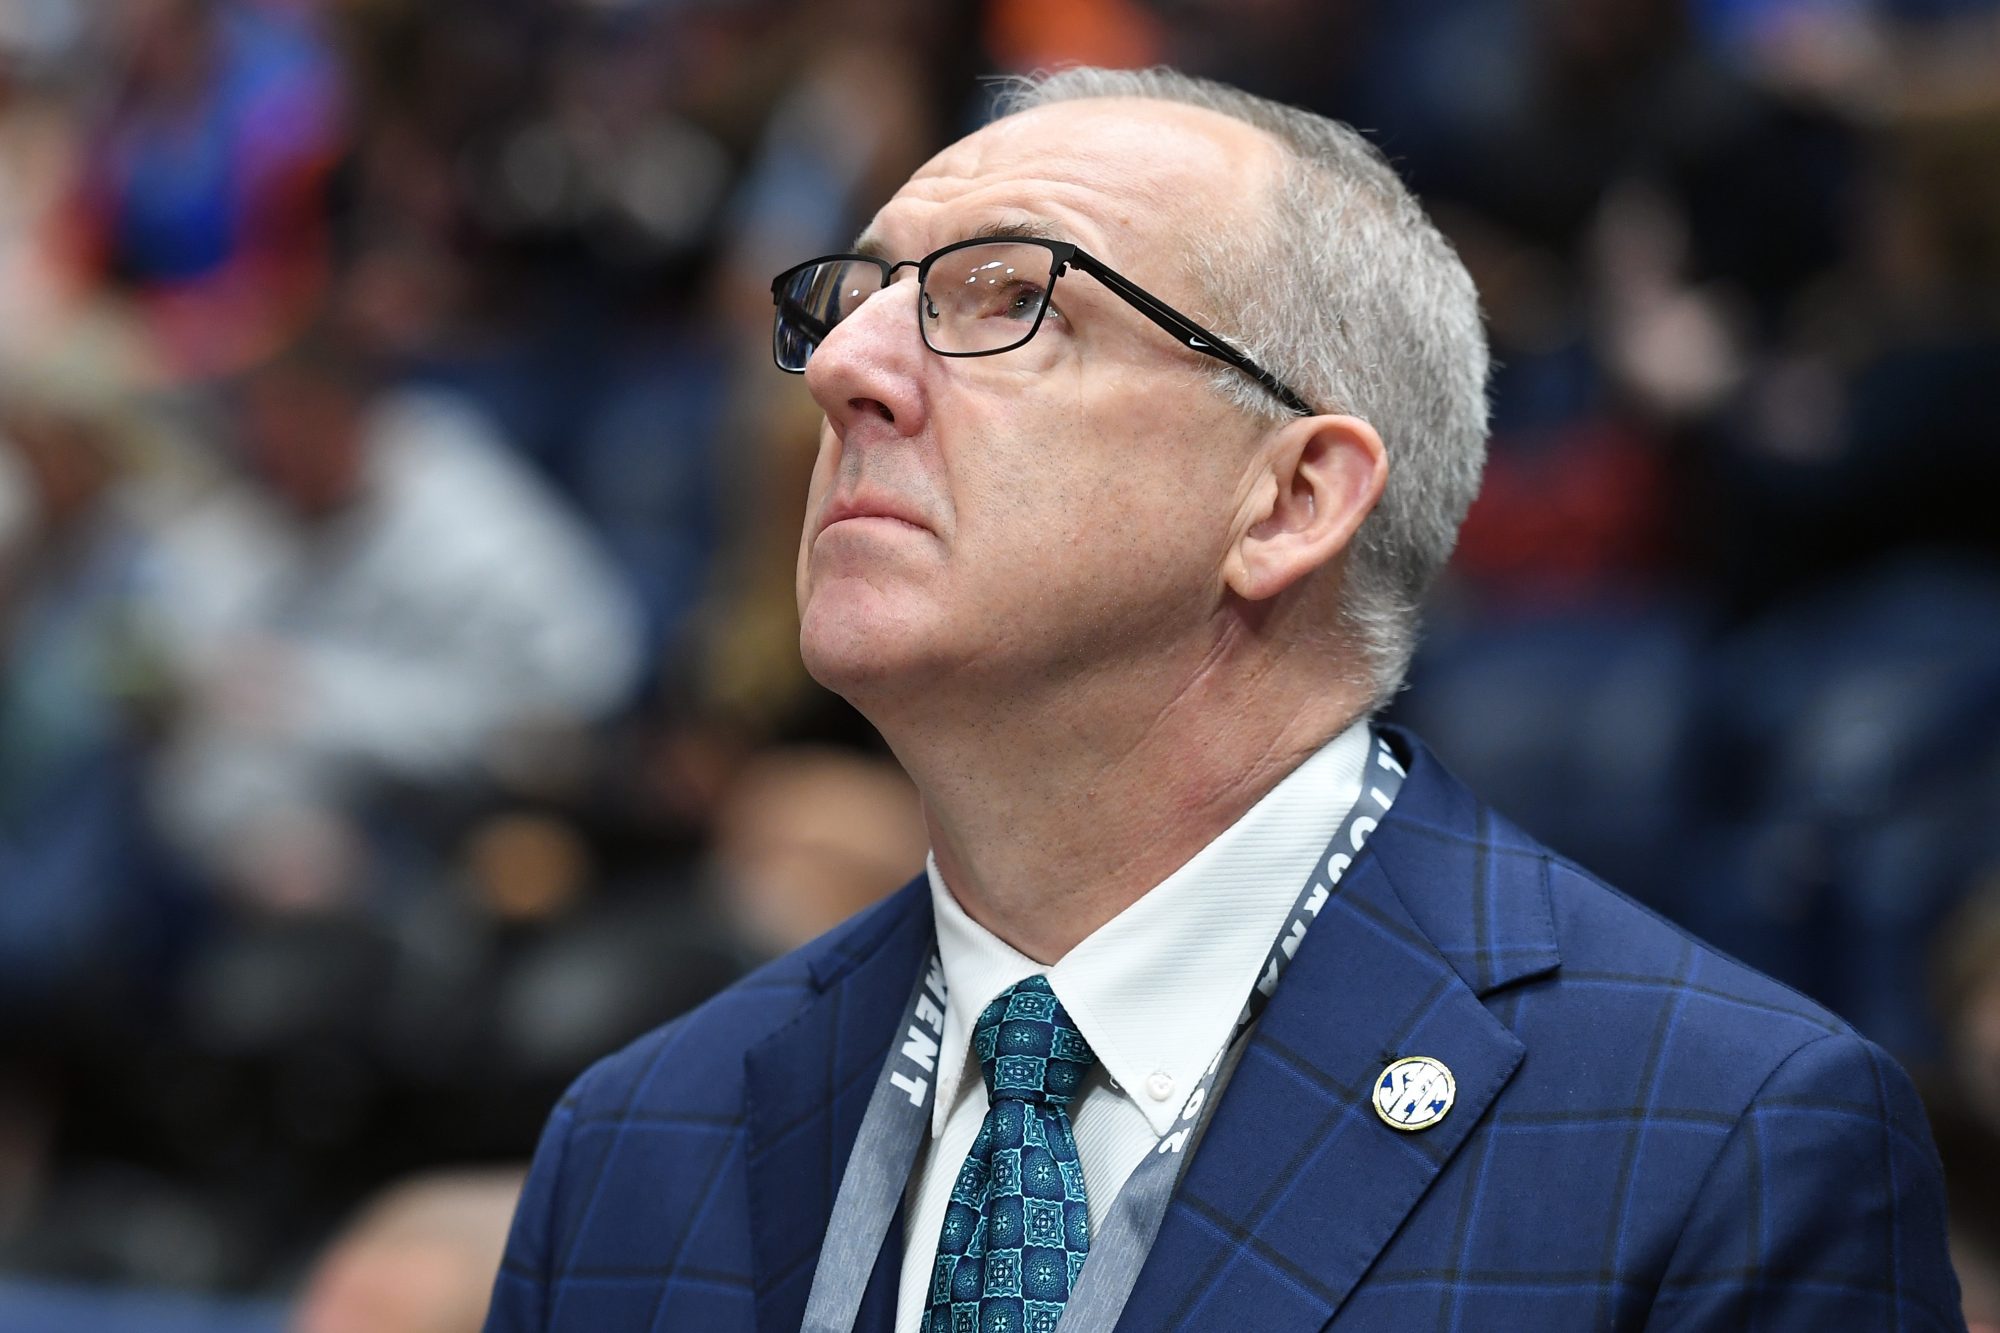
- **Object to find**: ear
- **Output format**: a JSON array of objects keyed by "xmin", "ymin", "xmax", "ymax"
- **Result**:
[{"xmin": 1225, "ymin": 414, "xmax": 1387, "ymax": 603}]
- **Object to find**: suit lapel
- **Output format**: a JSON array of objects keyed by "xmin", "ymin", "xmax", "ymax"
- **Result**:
[
  {"xmin": 1117, "ymin": 735, "xmax": 1559, "ymax": 1331},
  {"xmin": 746, "ymin": 878, "xmax": 932, "ymax": 1333}
]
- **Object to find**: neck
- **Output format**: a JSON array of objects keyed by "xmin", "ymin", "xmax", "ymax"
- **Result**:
[{"xmin": 878, "ymin": 626, "xmax": 1368, "ymax": 964}]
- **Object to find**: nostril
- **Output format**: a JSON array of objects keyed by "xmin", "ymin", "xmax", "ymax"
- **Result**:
[{"xmin": 853, "ymin": 399, "xmax": 895, "ymax": 424}]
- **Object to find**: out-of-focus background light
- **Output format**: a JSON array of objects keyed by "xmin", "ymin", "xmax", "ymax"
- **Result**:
[{"xmin": 0, "ymin": 0, "xmax": 1997, "ymax": 1328}]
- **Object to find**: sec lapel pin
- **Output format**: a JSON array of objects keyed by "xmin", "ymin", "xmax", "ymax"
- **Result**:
[{"xmin": 1374, "ymin": 1055, "xmax": 1455, "ymax": 1131}]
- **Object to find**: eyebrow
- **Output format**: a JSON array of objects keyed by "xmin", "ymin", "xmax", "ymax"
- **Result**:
[
  {"xmin": 851, "ymin": 216, "xmax": 1074, "ymax": 260},
  {"xmin": 970, "ymin": 218, "xmax": 1070, "ymax": 244}
]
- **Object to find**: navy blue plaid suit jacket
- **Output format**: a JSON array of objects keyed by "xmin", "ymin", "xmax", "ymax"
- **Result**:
[{"xmin": 487, "ymin": 730, "xmax": 1963, "ymax": 1331}]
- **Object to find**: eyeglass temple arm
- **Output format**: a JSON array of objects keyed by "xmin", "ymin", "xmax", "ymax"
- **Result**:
[{"xmin": 1064, "ymin": 253, "xmax": 1316, "ymax": 417}]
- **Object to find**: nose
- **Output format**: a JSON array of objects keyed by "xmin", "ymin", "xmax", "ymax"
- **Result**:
[{"xmin": 802, "ymin": 273, "xmax": 928, "ymax": 439}]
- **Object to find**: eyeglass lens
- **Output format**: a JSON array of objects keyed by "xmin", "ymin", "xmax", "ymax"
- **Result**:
[
  {"xmin": 774, "ymin": 258, "xmax": 883, "ymax": 372},
  {"xmin": 918, "ymin": 242, "xmax": 1056, "ymax": 356},
  {"xmin": 773, "ymin": 242, "xmax": 1057, "ymax": 370}
]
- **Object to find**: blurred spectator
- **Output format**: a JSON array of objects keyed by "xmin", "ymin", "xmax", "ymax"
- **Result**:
[
  {"xmin": 711, "ymin": 746, "xmax": 927, "ymax": 957},
  {"xmin": 67, "ymin": 0, "xmax": 345, "ymax": 376},
  {"xmin": 1938, "ymin": 877, "xmax": 2000, "ymax": 1134},
  {"xmin": 0, "ymin": 1, "xmax": 88, "ymax": 365},
  {"xmin": 1938, "ymin": 889, "xmax": 2000, "ymax": 1331},
  {"xmin": 0, "ymin": 335, "xmax": 197, "ymax": 1015},
  {"xmin": 290, "ymin": 1167, "xmax": 523, "ymax": 1333},
  {"xmin": 1925, "ymin": 1091, "xmax": 2000, "ymax": 1332},
  {"xmin": 151, "ymin": 331, "xmax": 643, "ymax": 910}
]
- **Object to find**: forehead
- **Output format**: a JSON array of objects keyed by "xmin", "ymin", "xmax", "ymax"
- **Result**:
[{"xmin": 865, "ymin": 97, "xmax": 1282, "ymax": 263}]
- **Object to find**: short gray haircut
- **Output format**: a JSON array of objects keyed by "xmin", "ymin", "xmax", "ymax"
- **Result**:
[{"xmin": 994, "ymin": 68, "xmax": 1490, "ymax": 711}]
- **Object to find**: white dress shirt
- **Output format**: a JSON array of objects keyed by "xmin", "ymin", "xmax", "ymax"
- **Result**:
[{"xmin": 893, "ymin": 719, "xmax": 1376, "ymax": 1331}]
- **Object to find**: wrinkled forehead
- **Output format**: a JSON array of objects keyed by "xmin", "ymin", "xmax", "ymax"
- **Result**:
[{"xmin": 863, "ymin": 98, "xmax": 1283, "ymax": 265}]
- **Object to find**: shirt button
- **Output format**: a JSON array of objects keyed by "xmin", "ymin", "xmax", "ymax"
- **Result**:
[{"xmin": 1144, "ymin": 1071, "xmax": 1176, "ymax": 1102}]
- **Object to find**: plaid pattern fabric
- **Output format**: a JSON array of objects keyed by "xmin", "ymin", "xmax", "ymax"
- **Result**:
[
  {"xmin": 486, "ymin": 728, "xmax": 1962, "ymax": 1333},
  {"xmin": 923, "ymin": 976, "xmax": 1097, "ymax": 1333}
]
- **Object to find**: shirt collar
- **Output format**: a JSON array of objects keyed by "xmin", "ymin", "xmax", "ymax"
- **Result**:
[{"xmin": 925, "ymin": 719, "xmax": 1372, "ymax": 1139}]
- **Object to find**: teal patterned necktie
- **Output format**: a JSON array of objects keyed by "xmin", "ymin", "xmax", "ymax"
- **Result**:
[{"xmin": 923, "ymin": 974, "xmax": 1098, "ymax": 1333}]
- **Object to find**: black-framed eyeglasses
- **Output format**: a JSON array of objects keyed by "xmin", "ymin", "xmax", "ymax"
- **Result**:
[{"xmin": 769, "ymin": 236, "xmax": 1318, "ymax": 417}]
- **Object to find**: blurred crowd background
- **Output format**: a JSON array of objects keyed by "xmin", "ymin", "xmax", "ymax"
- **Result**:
[{"xmin": 1, "ymin": 0, "xmax": 1998, "ymax": 1328}]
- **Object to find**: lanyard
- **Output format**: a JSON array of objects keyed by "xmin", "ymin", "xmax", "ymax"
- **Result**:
[{"xmin": 799, "ymin": 732, "xmax": 1408, "ymax": 1333}]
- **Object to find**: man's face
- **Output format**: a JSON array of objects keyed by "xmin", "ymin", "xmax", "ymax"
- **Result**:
[
  {"xmin": 236, "ymin": 364, "xmax": 368, "ymax": 521},
  {"xmin": 794, "ymin": 99, "xmax": 1284, "ymax": 709}
]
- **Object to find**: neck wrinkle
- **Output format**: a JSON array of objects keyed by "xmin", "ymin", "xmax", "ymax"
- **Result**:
[{"xmin": 905, "ymin": 634, "xmax": 1365, "ymax": 964}]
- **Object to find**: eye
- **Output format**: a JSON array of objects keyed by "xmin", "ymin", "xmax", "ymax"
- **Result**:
[
  {"xmin": 1002, "ymin": 283, "xmax": 1047, "ymax": 320},
  {"xmin": 968, "ymin": 274, "xmax": 1046, "ymax": 322}
]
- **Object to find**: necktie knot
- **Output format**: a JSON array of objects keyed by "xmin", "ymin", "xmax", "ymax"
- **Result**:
[{"xmin": 972, "ymin": 974, "xmax": 1096, "ymax": 1107}]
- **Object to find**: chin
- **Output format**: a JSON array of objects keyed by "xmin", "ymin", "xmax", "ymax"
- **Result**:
[{"xmin": 797, "ymin": 582, "xmax": 946, "ymax": 704}]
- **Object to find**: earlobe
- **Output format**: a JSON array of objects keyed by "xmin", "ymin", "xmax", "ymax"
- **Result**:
[{"xmin": 1225, "ymin": 415, "xmax": 1387, "ymax": 603}]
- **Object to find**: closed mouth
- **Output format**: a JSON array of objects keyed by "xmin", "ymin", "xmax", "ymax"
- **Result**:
[{"xmin": 817, "ymin": 499, "xmax": 931, "ymax": 536}]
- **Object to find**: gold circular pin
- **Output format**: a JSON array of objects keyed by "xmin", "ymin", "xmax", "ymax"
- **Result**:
[{"xmin": 1373, "ymin": 1056, "xmax": 1455, "ymax": 1131}]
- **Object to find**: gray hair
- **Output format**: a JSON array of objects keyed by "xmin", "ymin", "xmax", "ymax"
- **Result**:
[{"xmin": 993, "ymin": 68, "xmax": 1490, "ymax": 711}]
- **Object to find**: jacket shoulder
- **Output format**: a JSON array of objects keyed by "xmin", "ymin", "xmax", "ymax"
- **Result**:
[
  {"xmin": 1378, "ymin": 728, "xmax": 1853, "ymax": 1062},
  {"xmin": 1533, "ymin": 844, "xmax": 1963, "ymax": 1328},
  {"xmin": 1416, "ymin": 798, "xmax": 1956, "ymax": 1324},
  {"xmin": 1537, "ymin": 845, "xmax": 1851, "ymax": 1057}
]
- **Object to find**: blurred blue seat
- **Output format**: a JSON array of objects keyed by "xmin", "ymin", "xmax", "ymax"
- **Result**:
[
  {"xmin": 1684, "ymin": 559, "xmax": 2000, "ymax": 1057},
  {"xmin": 0, "ymin": 1280, "xmax": 285, "ymax": 1333},
  {"xmin": 1392, "ymin": 599, "xmax": 1704, "ymax": 913}
]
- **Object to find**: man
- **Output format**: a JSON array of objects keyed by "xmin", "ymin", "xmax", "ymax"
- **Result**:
[
  {"xmin": 487, "ymin": 67, "xmax": 1961, "ymax": 1331},
  {"xmin": 154, "ymin": 336, "xmax": 642, "ymax": 906}
]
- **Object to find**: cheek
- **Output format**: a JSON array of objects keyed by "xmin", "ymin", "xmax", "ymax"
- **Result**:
[
  {"xmin": 803, "ymin": 426, "xmax": 841, "ymax": 512},
  {"xmin": 990, "ymin": 377, "xmax": 1234, "ymax": 536},
  {"xmin": 952, "ymin": 409, "xmax": 1229, "ymax": 614},
  {"xmin": 795, "ymin": 434, "xmax": 841, "ymax": 585}
]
